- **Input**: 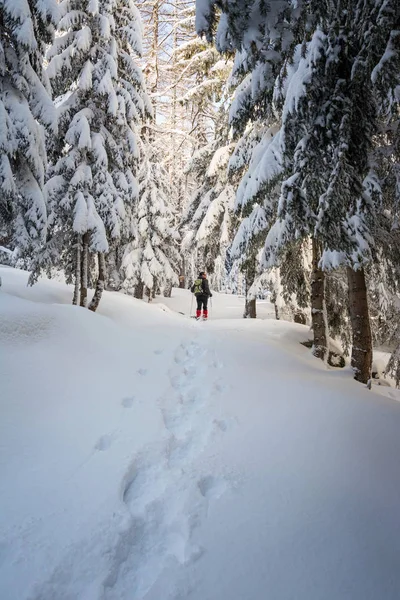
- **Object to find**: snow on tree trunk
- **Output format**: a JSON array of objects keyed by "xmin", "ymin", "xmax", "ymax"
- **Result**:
[
  {"xmin": 106, "ymin": 250, "xmax": 122, "ymax": 291},
  {"xmin": 89, "ymin": 253, "xmax": 106, "ymax": 312},
  {"xmin": 311, "ymin": 239, "xmax": 328, "ymax": 362},
  {"xmin": 80, "ymin": 233, "xmax": 89, "ymax": 308},
  {"xmin": 73, "ymin": 235, "xmax": 81, "ymax": 306},
  {"xmin": 347, "ymin": 267, "xmax": 372, "ymax": 384},
  {"xmin": 163, "ymin": 282, "xmax": 172, "ymax": 298}
]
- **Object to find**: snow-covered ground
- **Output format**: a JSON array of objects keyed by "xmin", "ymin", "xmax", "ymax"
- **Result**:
[{"xmin": 2, "ymin": 266, "xmax": 400, "ymax": 600}]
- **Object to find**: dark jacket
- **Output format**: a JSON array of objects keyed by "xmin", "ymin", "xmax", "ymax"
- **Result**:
[{"xmin": 191, "ymin": 277, "xmax": 212, "ymax": 297}]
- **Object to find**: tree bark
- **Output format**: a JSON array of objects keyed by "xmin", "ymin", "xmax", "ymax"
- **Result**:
[
  {"xmin": 134, "ymin": 281, "xmax": 144, "ymax": 299},
  {"xmin": 294, "ymin": 311, "xmax": 307, "ymax": 325},
  {"xmin": 73, "ymin": 234, "xmax": 81, "ymax": 306},
  {"xmin": 89, "ymin": 253, "xmax": 106, "ymax": 312},
  {"xmin": 244, "ymin": 297, "xmax": 256, "ymax": 318},
  {"xmin": 179, "ymin": 257, "xmax": 185, "ymax": 288},
  {"xmin": 311, "ymin": 238, "xmax": 328, "ymax": 361},
  {"xmin": 106, "ymin": 248, "xmax": 121, "ymax": 291},
  {"xmin": 274, "ymin": 303, "xmax": 280, "ymax": 320},
  {"xmin": 163, "ymin": 282, "xmax": 172, "ymax": 298},
  {"xmin": 347, "ymin": 266, "xmax": 372, "ymax": 383},
  {"xmin": 248, "ymin": 297, "xmax": 256, "ymax": 318},
  {"xmin": 80, "ymin": 232, "xmax": 89, "ymax": 308}
]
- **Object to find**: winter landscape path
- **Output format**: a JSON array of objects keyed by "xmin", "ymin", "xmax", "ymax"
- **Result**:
[{"xmin": 2, "ymin": 268, "xmax": 400, "ymax": 600}]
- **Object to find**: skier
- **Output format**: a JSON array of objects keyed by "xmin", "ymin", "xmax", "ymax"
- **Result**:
[{"xmin": 191, "ymin": 272, "xmax": 212, "ymax": 320}]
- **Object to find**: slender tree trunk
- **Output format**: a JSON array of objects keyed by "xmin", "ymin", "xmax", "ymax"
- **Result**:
[
  {"xmin": 243, "ymin": 295, "xmax": 256, "ymax": 318},
  {"xmin": 274, "ymin": 302, "xmax": 280, "ymax": 320},
  {"xmin": 106, "ymin": 248, "xmax": 121, "ymax": 291},
  {"xmin": 311, "ymin": 238, "xmax": 328, "ymax": 361},
  {"xmin": 89, "ymin": 253, "xmax": 106, "ymax": 312},
  {"xmin": 272, "ymin": 269, "xmax": 282, "ymax": 320},
  {"xmin": 247, "ymin": 298, "xmax": 256, "ymax": 318},
  {"xmin": 243, "ymin": 260, "xmax": 257, "ymax": 318},
  {"xmin": 73, "ymin": 234, "xmax": 81, "ymax": 306},
  {"xmin": 170, "ymin": 3, "xmax": 178, "ymax": 189},
  {"xmin": 80, "ymin": 232, "xmax": 89, "ymax": 308},
  {"xmin": 164, "ymin": 282, "xmax": 172, "ymax": 298},
  {"xmin": 347, "ymin": 266, "xmax": 372, "ymax": 383},
  {"xmin": 179, "ymin": 257, "xmax": 185, "ymax": 288},
  {"xmin": 134, "ymin": 281, "xmax": 144, "ymax": 299}
]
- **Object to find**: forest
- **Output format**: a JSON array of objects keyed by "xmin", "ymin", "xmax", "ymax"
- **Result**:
[{"xmin": 1, "ymin": 0, "xmax": 400, "ymax": 385}]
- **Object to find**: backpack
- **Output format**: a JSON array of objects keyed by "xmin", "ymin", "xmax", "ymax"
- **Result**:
[{"xmin": 192, "ymin": 278, "xmax": 204, "ymax": 295}]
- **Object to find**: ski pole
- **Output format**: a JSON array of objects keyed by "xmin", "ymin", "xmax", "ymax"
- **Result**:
[{"xmin": 190, "ymin": 294, "xmax": 193, "ymax": 317}]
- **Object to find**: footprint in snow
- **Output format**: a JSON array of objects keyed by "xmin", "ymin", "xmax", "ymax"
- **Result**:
[
  {"xmin": 214, "ymin": 417, "xmax": 237, "ymax": 432},
  {"xmin": 94, "ymin": 433, "xmax": 115, "ymax": 452},
  {"xmin": 138, "ymin": 368, "xmax": 148, "ymax": 376},
  {"xmin": 154, "ymin": 349, "xmax": 163, "ymax": 355},
  {"xmin": 213, "ymin": 381, "xmax": 225, "ymax": 393},
  {"xmin": 121, "ymin": 396, "xmax": 135, "ymax": 408},
  {"xmin": 214, "ymin": 419, "xmax": 228, "ymax": 432},
  {"xmin": 198, "ymin": 475, "xmax": 228, "ymax": 500}
]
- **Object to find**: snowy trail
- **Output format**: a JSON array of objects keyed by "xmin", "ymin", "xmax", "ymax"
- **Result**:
[
  {"xmin": 99, "ymin": 334, "xmax": 230, "ymax": 599},
  {"xmin": 3, "ymin": 270, "xmax": 400, "ymax": 600}
]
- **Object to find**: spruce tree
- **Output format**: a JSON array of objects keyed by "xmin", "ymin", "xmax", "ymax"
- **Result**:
[
  {"xmin": 122, "ymin": 141, "xmax": 180, "ymax": 300},
  {"xmin": 197, "ymin": 0, "xmax": 400, "ymax": 382},
  {"xmin": 36, "ymin": 0, "xmax": 149, "ymax": 310},
  {"xmin": 182, "ymin": 127, "xmax": 236, "ymax": 290},
  {"xmin": 0, "ymin": 0, "xmax": 57, "ymax": 256}
]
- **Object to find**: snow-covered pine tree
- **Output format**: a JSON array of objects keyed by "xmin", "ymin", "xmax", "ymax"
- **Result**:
[
  {"xmin": 37, "ymin": 0, "xmax": 149, "ymax": 311},
  {"xmin": 197, "ymin": 0, "xmax": 400, "ymax": 382},
  {"xmin": 122, "ymin": 140, "xmax": 180, "ymax": 300},
  {"xmin": 136, "ymin": 0, "xmax": 195, "ymax": 288},
  {"xmin": 228, "ymin": 120, "xmax": 296, "ymax": 320},
  {"xmin": 171, "ymin": 14, "xmax": 230, "ymax": 149},
  {"xmin": 372, "ymin": 83, "xmax": 400, "ymax": 383},
  {"xmin": 196, "ymin": 2, "xmax": 312, "ymax": 321},
  {"xmin": 182, "ymin": 116, "xmax": 236, "ymax": 290},
  {"xmin": 172, "ymin": 14, "xmax": 234, "ymax": 290},
  {"xmin": 0, "ymin": 0, "xmax": 57, "ymax": 257}
]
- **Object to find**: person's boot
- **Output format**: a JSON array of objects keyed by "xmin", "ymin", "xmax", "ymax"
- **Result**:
[
  {"xmin": 203, "ymin": 309, "xmax": 208, "ymax": 320},
  {"xmin": 196, "ymin": 309, "xmax": 201, "ymax": 320}
]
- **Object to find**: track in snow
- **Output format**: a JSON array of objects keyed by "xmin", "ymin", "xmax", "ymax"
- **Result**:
[{"xmin": 101, "ymin": 338, "xmax": 231, "ymax": 599}]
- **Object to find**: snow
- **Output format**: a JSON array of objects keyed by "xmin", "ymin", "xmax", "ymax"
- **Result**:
[{"xmin": 2, "ymin": 265, "xmax": 400, "ymax": 600}]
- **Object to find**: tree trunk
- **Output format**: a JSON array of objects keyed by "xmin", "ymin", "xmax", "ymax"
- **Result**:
[
  {"xmin": 80, "ymin": 232, "xmax": 89, "ymax": 308},
  {"xmin": 134, "ymin": 281, "xmax": 144, "ymax": 299},
  {"xmin": 347, "ymin": 266, "xmax": 372, "ymax": 383},
  {"xmin": 294, "ymin": 311, "xmax": 307, "ymax": 325},
  {"xmin": 179, "ymin": 257, "xmax": 185, "ymax": 288},
  {"xmin": 73, "ymin": 234, "xmax": 81, "ymax": 306},
  {"xmin": 248, "ymin": 297, "xmax": 256, "ymax": 318},
  {"xmin": 164, "ymin": 282, "xmax": 172, "ymax": 298},
  {"xmin": 274, "ymin": 303, "xmax": 280, "ymax": 320},
  {"xmin": 311, "ymin": 238, "xmax": 328, "ymax": 361},
  {"xmin": 244, "ymin": 297, "xmax": 256, "ymax": 318},
  {"xmin": 89, "ymin": 253, "xmax": 106, "ymax": 312},
  {"xmin": 106, "ymin": 248, "xmax": 121, "ymax": 291}
]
